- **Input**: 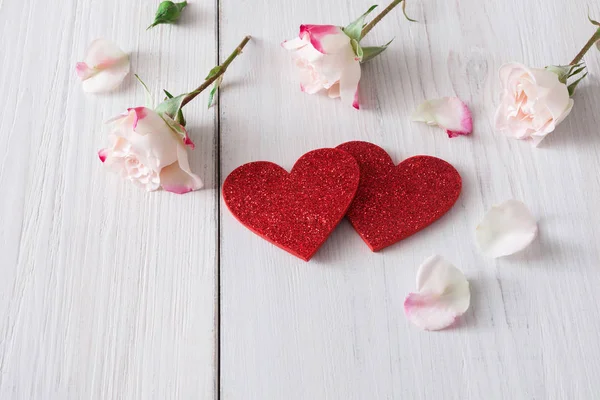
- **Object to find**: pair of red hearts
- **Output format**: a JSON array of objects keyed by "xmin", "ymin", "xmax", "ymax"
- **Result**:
[{"xmin": 223, "ymin": 141, "xmax": 462, "ymax": 261}]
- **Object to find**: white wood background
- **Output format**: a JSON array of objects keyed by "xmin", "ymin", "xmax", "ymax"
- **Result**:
[{"xmin": 1, "ymin": 0, "xmax": 600, "ymax": 398}]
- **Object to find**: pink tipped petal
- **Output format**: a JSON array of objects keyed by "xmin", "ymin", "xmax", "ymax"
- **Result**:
[
  {"xmin": 411, "ymin": 97, "xmax": 473, "ymax": 137},
  {"xmin": 281, "ymin": 37, "xmax": 307, "ymax": 50},
  {"xmin": 183, "ymin": 134, "xmax": 195, "ymax": 149},
  {"xmin": 299, "ymin": 25, "xmax": 347, "ymax": 54},
  {"xmin": 404, "ymin": 255, "xmax": 470, "ymax": 331},
  {"xmin": 476, "ymin": 200, "xmax": 538, "ymax": 258},
  {"xmin": 352, "ymin": 88, "xmax": 360, "ymax": 110},
  {"xmin": 159, "ymin": 144, "xmax": 203, "ymax": 194},
  {"xmin": 339, "ymin": 58, "xmax": 361, "ymax": 109},
  {"xmin": 98, "ymin": 149, "xmax": 108, "ymax": 163},
  {"xmin": 76, "ymin": 62, "xmax": 94, "ymax": 79},
  {"xmin": 327, "ymin": 82, "xmax": 340, "ymax": 98},
  {"xmin": 77, "ymin": 39, "xmax": 130, "ymax": 93}
]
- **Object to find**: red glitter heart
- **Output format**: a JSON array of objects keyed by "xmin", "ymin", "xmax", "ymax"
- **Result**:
[
  {"xmin": 337, "ymin": 141, "xmax": 462, "ymax": 251},
  {"xmin": 222, "ymin": 148, "xmax": 360, "ymax": 261}
]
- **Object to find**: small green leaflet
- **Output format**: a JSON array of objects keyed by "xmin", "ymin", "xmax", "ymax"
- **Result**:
[
  {"xmin": 343, "ymin": 5, "xmax": 378, "ymax": 41},
  {"xmin": 207, "ymin": 76, "xmax": 224, "ymax": 108},
  {"xmin": 134, "ymin": 74, "xmax": 154, "ymax": 108},
  {"xmin": 205, "ymin": 65, "xmax": 222, "ymax": 80},
  {"xmin": 361, "ymin": 39, "xmax": 393, "ymax": 63},
  {"xmin": 147, "ymin": 1, "xmax": 188, "ymax": 30},
  {"xmin": 163, "ymin": 90, "xmax": 187, "ymax": 126}
]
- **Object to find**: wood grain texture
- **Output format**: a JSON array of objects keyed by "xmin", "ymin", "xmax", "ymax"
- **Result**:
[
  {"xmin": 219, "ymin": 0, "xmax": 600, "ymax": 399},
  {"xmin": 0, "ymin": 0, "xmax": 218, "ymax": 398}
]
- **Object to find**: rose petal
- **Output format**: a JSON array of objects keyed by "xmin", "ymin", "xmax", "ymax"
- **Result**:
[
  {"xmin": 299, "ymin": 25, "xmax": 348, "ymax": 54},
  {"xmin": 411, "ymin": 97, "xmax": 473, "ymax": 137},
  {"xmin": 339, "ymin": 56, "xmax": 361, "ymax": 109},
  {"xmin": 404, "ymin": 255, "xmax": 470, "ymax": 331},
  {"xmin": 160, "ymin": 143, "xmax": 204, "ymax": 194},
  {"xmin": 77, "ymin": 39, "xmax": 130, "ymax": 93},
  {"xmin": 476, "ymin": 200, "xmax": 538, "ymax": 258}
]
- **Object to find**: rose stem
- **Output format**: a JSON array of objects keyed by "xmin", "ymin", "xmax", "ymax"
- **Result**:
[
  {"xmin": 570, "ymin": 28, "xmax": 600, "ymax": 65},
  {"xmin": 360, "ymin": 0, "xmax": 403, "ymax": 40},
  {"xmin": 181, "ymin": 35, "xmax": 252, "ymax": 107}
]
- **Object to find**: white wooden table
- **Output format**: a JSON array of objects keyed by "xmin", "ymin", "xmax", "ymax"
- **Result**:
[{"xmin": 2, "ymin": 0, "xmax": 600, "ymax": 398}]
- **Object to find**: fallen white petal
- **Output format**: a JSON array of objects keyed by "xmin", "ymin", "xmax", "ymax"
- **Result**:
[
  {"xmin": 411, "ymin": 97, "xmax": 473, "ymax": 138},
  {"xmin": 76, "ymin": 39, "xmax": 130, "ymax": 93},
  {"xmin": 476, "ymin": 200, "xmax": 538, "ymax": 258},
  {"xmin": 404, "ymin": 255, "xmax": 470, "ymax": 331}
]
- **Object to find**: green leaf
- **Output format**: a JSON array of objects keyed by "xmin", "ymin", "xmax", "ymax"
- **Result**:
[
  {"xmin": 350, "ymin": 39, "xmax": 363, "ymax": 61},
  {"xmin": 135, "ymin": 74, "xmax": 154, "ymax": 108},
  {"xmin": 568, "ymin": 72, "xmax": 588, "ymax": 97},
  {"xmin": 163, "ymin": 90, "xmax": 187, "ymax": 126},
  {"xmin": 343, "ymin": 5, "xmax": 378, "ymax": 41},
  {"xmin": 205, "ymin": 65, "xmax": 222, "ymax": 80},
  {"xmin": 361, "ymin": 39, "xmax": 393, "ymax": 63},
  {"xmin": 147, "ymin": 1, "xmax": 188, "ymax": 30},
  {"xmin": 207, "ymin": 76, "xmax": 224, "ymax": 109}
]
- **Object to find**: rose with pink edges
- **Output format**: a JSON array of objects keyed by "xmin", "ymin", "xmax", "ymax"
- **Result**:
[
  {"xmin": 282, "ymin": 1, "xmax": 414, "ymax": 109},
  {"xmin": 411, "ymin": 97, "xmax": 473, "ymax": 138},
  {"xmin": 282, "ymin": 24, "xmax": 362, "ymax": 109},
  {"xmin": 99, "ymin": 107, "xmax": 203, "ymax": 194}
]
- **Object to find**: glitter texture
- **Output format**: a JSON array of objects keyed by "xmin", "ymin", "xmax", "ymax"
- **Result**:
[
  {"xmin": 222, "ymin": 148, "xmax": 360, "ymax": 261},
  {"xmin": 337, "ymin": 141, "xmax": 462, "ymax": 252}
]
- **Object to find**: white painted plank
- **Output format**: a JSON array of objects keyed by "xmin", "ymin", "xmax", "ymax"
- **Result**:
[
  {"xmin": 0, "ymin": 0, "xmax": 217, "ymax": 398},
  {"xmin": 219, "ymin": 0, "xmax": 600, "ymax": 398}
]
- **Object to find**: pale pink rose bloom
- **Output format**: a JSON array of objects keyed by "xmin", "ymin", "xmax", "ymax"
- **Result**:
[
  {"xmin": 411, "ymin": 97, "xmax": 473, "ymax": 138},
  {"xmin": 494, "ymin": 63, "xmax": 574, "ymax": 146},
  {"xmin": 404, "ymin": 255, "xmax": 470, "ymax": 331},
  {"xmin": 99, "ymin": 107, "xmax": 203, "ymax": 194},
  {"xmin": 282, "ymin": 25, "xmax": 361, "ymax": 109},
  {"xmin": 76, "ymin": 39, "xmax": 130, "ymax": 93}
]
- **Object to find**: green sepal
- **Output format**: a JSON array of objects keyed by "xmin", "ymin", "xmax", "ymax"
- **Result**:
[
  {"xmin": 163, "ymin": 90, "xmax": 186, "ymax": 126},
  {"xmin": 343, "ymin": 5, "xmax": 378, "ymax": 41},
  {"xmin": 350, "ymin": 39, "xmax": 363, "ymax": 61},
  {"xmin": 568, "ymin": 72, "xmax": 588, "ymax": 97},
  {"xmin": 360, "ymin": 39, "xmax": 393, "ymax": 63},
  {"xmin": 207, "ymin": 76, "xmax": 224, "ymax": 108},
  {"xmin": 155, "ymin": 92, "xmax": 187, "ymax": 122},
  {"xmin": 147, "ymin": 1, "xmax": 188, "ymax": 30},
  {"xmin": 545, "ymin": 63, "xmax": 585, "ymax": 84},
  {"xmin": 161, "ymin": 113, "xmax": 188, "ymax": 142},
  {"xmin": 135, "ymin": 74, "xmax": 154, "ymax": 108}
]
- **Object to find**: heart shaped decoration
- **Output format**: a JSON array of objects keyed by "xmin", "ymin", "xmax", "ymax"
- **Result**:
[
  {"xmin": 223, "ymin": 148, "xmax": 360, "ymax": 261},
  {"xmin": 337, "ymin": 141, "xmax": 462, "ymax": 251}
]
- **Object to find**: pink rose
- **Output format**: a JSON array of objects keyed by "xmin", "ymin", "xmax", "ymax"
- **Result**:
[
  {"xmin": 98, "ymin": 107, "xmax": 203, "ymax": 194},
  {"xmin": 282, "ymin": 25, "xmax": 361, "ymax": 109},
  {"xmin": 494, "ymin": 63, "xmax": 574, "ymax": 146}
]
